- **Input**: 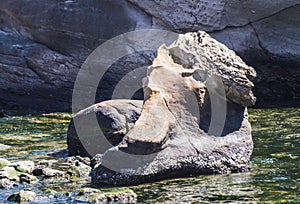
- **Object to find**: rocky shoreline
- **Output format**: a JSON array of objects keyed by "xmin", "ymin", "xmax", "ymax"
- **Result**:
[{"xmin": 0, "ymin": 157, "xmax": 137, "ymax": 203}]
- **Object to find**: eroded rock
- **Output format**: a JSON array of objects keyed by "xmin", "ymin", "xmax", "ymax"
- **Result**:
[{"xmin": 91, "ymin": 31, "xmax": 255, "ymax": 186}]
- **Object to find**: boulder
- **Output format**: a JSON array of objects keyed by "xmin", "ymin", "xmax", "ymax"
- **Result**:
[
  {"xmin": 90, "ymin": 31, "xmax": 255, "ymax": 186},
  {"xmin": 67, "ymin": 100, "xmax": 143, "ymax": 157}
]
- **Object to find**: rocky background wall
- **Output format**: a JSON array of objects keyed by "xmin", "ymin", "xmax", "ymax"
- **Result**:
[{"xmin": 0, "ymin": 0, "xmax": 299, "ymax": 114}]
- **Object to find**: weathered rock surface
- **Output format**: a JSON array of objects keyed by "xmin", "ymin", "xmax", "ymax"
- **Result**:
[
  {"xmin": 0, "ymin": 0, "xmax": 299, "ymax": 114},
  {"xmin": 67, "ymin": 100, "xmax": 143, "ymax": 157},
  {"xmin": 89, "ymin": 31, "xmax": 255, "ymax": 186}
]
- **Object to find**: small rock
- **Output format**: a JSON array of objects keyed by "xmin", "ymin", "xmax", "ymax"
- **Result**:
[
  {"xmin": 7, "ymin": 189, "xmax": 36, "ymax": 202},
  {"xmin": 19, "ymin": 173, "xmax": 38, "ymax": 184},
  {"xmin": 36, "ymin": 159, "xmax": 58, "ymax": 169},
  {"xmin": 0, "ymin": 144, "xmax": 11, "ymax": 151},
  {"xmin": 0, "ymin": 158, "xmax": 11, "ymax": 169},
  {"xmin": 67, "ymin": 160, "xmax": 91, "ymax": 178},
  {"xmin": 0, "ymin": 166, "xmax": 21, "ymax": 181},
  {"xmin": 42, "ymin": 168, "xmax": 65, "ymax": 177},
  {"xmin": 82, "ymin": 189, "xmax": 137, "ymax": 203},
  {"xmin": 0, "ymin": 178, "xmax": 15, "ymax": 189},
  {"xmin": 78, "ymin": 187, "xmax": 101, "ymax": 195},
  {"xmin": 12, "ymin": 161, "xmax": 35, "ymax": 173}
]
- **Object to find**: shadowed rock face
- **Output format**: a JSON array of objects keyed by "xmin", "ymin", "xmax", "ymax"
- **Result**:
[
  {"xmin": 0, "ymin": 0, "xmax": 299, "ymax": 114},
  {"xmin": 87, "ymin": 31, "xmax": 256, "ymax": 186}
]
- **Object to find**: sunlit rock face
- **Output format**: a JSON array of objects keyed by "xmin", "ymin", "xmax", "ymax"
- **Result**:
[
  {"xmin": 89, "ymin": 31, "xmax": 256, "ymax": 186},
  {"xmin": 0, "ymin": 0, "xmax": 299, "ymax": 114}
]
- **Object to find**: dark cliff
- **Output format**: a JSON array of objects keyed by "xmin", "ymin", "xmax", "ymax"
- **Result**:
[{"xmin": 0, "ymin": 0, "xmax": 299, "ymax": 114}]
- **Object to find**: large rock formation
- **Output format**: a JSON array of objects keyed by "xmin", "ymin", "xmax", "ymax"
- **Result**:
[
  {"xmin": 68, "ymin": 31, "xmax": 256, "ymax": 186},
  {"xmin": 0, "ymin": 0, "xmax": 299, "ymax": 114}
]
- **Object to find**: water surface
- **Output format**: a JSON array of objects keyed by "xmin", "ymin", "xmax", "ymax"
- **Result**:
[{"xmin": 0, "ymin": 108, "xmax": 299, "ymax": 203}]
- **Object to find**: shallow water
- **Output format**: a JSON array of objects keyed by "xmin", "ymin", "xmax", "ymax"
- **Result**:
[{"xmin": 0, "ymin": 108, "xmax": 299, "ymax": 203}]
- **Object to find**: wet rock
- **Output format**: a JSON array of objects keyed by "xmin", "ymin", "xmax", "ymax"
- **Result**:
[
  {"xmin": 66, "ymin": 160, "xmax": 91, "ymax": 178},
  {"xmin": 12, "ymin": 160, "xmax": 35, "ymax": 174},
  {"xmin": 41, "ymin": 168, "xmax": 65, "ymax": 178},
  {"xmin": 92, "ymin": 31, "xmax": 255, "ymax": 186},
  {"xmin": 0, "ymin": 158, "xmax": 11, "ymax": 169},
  {"xmin": 67, "ymin": 100, "xmax": 143, "ymax": 157},
  {"xmin": 7, "ymin": 189, "xmax": 36, "ymax": 203},
  {"xmin": 0, "ymin": 178, "xmax": 15, "ymax": 189},
  {"xmin": 77, "ymin": 189, "xmax": 137, "ymax": 203},
  {"xmin": 19, "ymin": 173, "xmax": 38, "ymax": 184}
]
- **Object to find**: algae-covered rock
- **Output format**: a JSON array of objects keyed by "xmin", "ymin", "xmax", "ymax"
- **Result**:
[
  {"xmin": 0, "ymin": 166, "xmax": 21, "ymax": 181},
  {"xmin": 77, "ymin": 189, "xmax": 137, "ymax": 203},
  {"xmin": 0, "ymin": 158, "xmax": 11, "ymax": 169},
  {"xmin": 7, "ymin": 189, "xmax": 36, "ymax": 203},
  {"xmin": 78, "ymin": 187, "xmax": 101, "ymax": 195}
]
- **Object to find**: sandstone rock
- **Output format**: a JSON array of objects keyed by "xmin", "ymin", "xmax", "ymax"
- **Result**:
[
  {"xmin": 67, "ymin": 100, "xmax": 143, "ymax": 157},
  {"xmin": 7, "ymin": 190, "xmax": 36, "ymax": 203},
  {"xmin": 91, "ymin": 31, "xmax": 255, "ymax": 186}
]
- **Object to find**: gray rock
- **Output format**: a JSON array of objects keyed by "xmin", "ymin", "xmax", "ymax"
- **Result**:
[
  {"xmin": 41, "ymin": 168, "xmax": 65, "ymax": 178},
  {"xmin": 12, "ymin": 160, "xmax": 35, "ymax": 173},
  {"xmin": 0, "ymin": 144, "xmax": 11, "ymax": 151},
  {"xmin": 78, "ymin": 187, "xmax": 101, "ymax": 195},
  {"xmin": 67, "ymin": 100, "xmax": 143, "ymax": 157},
  {"xmin": 0, "ymin": 166, "xmax": 21, "ymax": 181},
  {"xmin": 91, "ymin": 31, "xmax": 255, "ymax": 186},
  {"xmin": 0, "ymin": 178, "xmax": 15, "ymax": 189},
  {"xmin": 7, "ymin": 190, "xmax": 36, "ymax": 203}
]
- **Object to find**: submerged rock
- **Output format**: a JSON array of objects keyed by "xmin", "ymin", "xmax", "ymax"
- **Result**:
[
  {"xmin": 7, "ymin": 189, "xmax": 36, "ymax": 203},
  {"xmin": 89, "ymin": 31, "xmax": 256, "ymax": 186}
]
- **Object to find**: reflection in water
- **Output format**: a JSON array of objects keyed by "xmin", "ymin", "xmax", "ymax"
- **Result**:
[{"xmin": 0, "ymin": 108, "xmax": 299, "ymax": 203}]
